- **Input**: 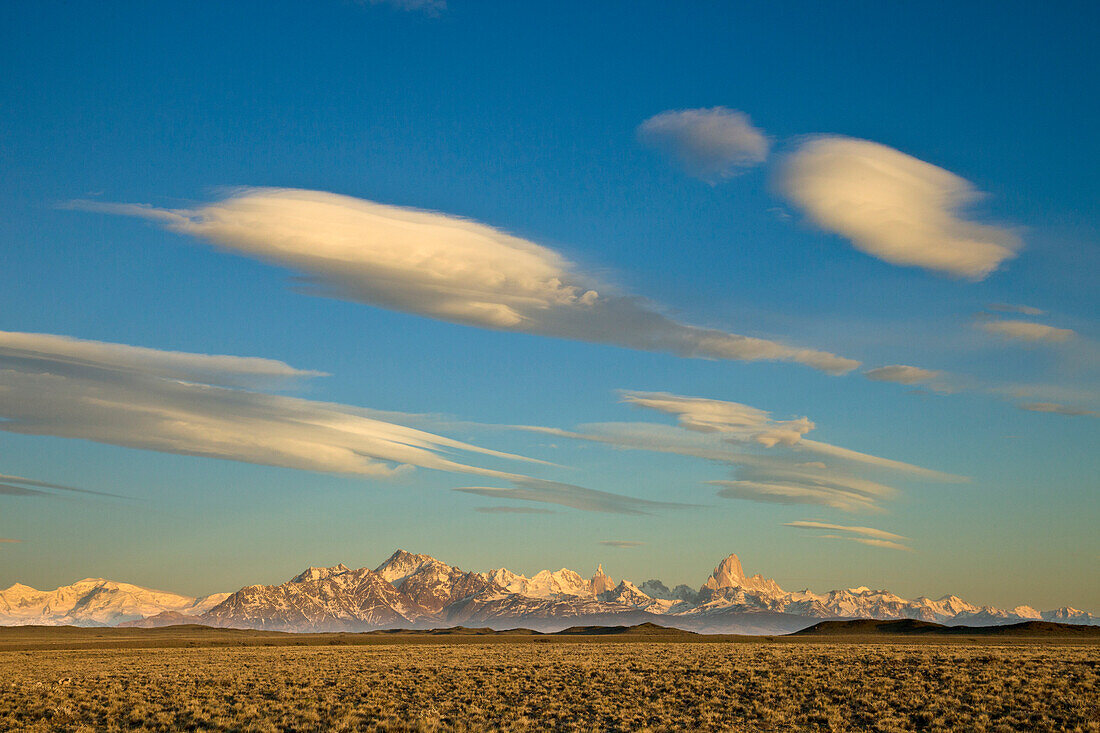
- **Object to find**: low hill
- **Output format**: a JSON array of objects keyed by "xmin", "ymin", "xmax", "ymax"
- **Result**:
[
  {"xmin": 794, "ymin": 619, "xmax": 1100, "ymax": 637},
  {"xmin": 553, "ymin": 622, "xmax": 698, "ymax": 636}
]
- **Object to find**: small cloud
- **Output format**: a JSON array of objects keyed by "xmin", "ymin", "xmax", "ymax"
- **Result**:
[
  {"xmin": 475, "ymin": 506, "xmax": 554, "ymax": 514},
  {"xmin": 619, "ymin": 390, "xmax": 813, "ymax": 447},
  {"xmin": 783, "ymin": 520, "xmax": 907, "ymax": 542},
  {"xmin": 779, "ymin": 136, "xmax": 1020, "ymax": 279},
  {"xmin": 456, "ymin": 478, "xmax": 688, "ymax": 515},
  {"xmin": 978, "ymin": 319, "xmax": 1075, "ymax": 343},
  {"xmin": 0, "ymin": 473, "xmax": 123, "ymax": 499},
  {"xmin": 360, "ymin": 0, "xmax": 445, "ymax": 14},
  {"xmin": 988, "ymin": 302, "xmax": 1044, "ymax": 316},
  {"xmin": 637, "ymin": 107, "xmax": 769, "ymax": 182},
  {"xmin": 599, "ymin": 541, "xmax": 644, "ymax": 549},
  {"xmin": 1017, "ymin": 402, "xmax": 1096, "ymax": 417},
  {"xmin": 817, "ymin": 534, "xmax": 913, "ymax": 552},
  {"xmin": 864, "ymin": 365, "xmax": 942, "ymax": 385},
  {"xmin": 0, "ymin": 538, "xmax": 20, "ymax": 544}
]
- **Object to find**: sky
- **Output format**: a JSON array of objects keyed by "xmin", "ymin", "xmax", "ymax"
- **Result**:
[{"xmin": 1, "ymin": 0, "xmax": 1097, "ymax": 611}]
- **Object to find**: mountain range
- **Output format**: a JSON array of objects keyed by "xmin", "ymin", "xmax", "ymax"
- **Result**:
[{"xmin": 2, "ymin": 550, "xmax": 1096, "ymax": 634}]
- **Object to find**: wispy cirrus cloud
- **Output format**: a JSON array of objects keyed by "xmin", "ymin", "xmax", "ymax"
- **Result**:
[
  {"xmin": 455, "ymin": 478, "xmax": 685, "ymax": 515},
  {"xmin": 70, "ymin": 188, "xmax": 858, "ymax": 375},
  {"xmin": 988, "ymin": 302, "xmax": 1044, "ymax": 316},
  {"xmin": 637, "ymin": 107, "xmax": 769, "ymax": 182},
  {"xmin": 817, "ymin": 534, "xmax": 914, "ymax": 552},
  {"xmin": 0, "ymin": 472, "xmax": 123, "ymax": 499},
  {"xmin": 782, "ymin": 520, "xmax": 907, "ymax": 542},
  {"xmin": 474, "ymin": 506, "xmax": 554, "ymax": 515},
  {"xmin": 780, "ymin": 136, "xmax": 1020, "ymax": 279},
  {"xmin": 512, "ymin": 391, "xmax": 962, "ymax": 513},
  {"xmin": 863, "ymin": 364, "xmax": 944, "ymax": 386},
  {"xmin": 978, "ymin": 319, "xmax": 1075, "ymax": 343},
  {"xmin": 1017, "ymin": 402, "xmax": 1096, "ymax": 417},
  {"xmin": 0, "ymin": 538, "xmax": 21, "ymax": 544},
  {"xmin": 0, "ymin": 330, "xmax": 669, "ymax": 513},
  {"xmin": 599, "ymin": 540, "xmax": 644, "ymax": 549},
  {"xmin": 361, "ymin": 0, "xmax": 445, "ymax": 14}
]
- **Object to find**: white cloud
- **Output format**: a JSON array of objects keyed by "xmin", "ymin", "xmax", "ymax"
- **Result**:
[
  {"xmin": 863, "ymin": 365, "xmax": 942, "ymax": 385},
  {"xmin": 711, "ymin": 480, "xmax": 883, "ymax": 512},
  {"xmin": 782, "ymin": 520, "xmax": 907, "ymax": 542},
  {"xmin": 599, "ymin": 540, "xmax": 643, "ymax": 548},
  {"xmin": 988, "ymin": 303, "xmax": 1044, "ymax": 316},
  {"xmin": 362, "ymin": 0, "xmax": 445, "ymax": 13},
  {"xmin": 619, "ymin": 390, "xmax": 813, "ymax": 447},
  {"xmin": 455, "ymin": 478, "xmax": 683, "ymax": 515},
  {"xmin": 816, "ymin": 534, "xmax": 913, "ymax": 552},
  {"xmin": 70, "ymin": 189, "xmax": 859, "ymax": 375},
  {"xmin": 979, "ymin": 319, "xmax": 1075, "ymax": 343},
  {"xmin": 780, "ymin": 136, "xmax": 1020, "ymax": 279},
  {"xmin": 637, "ymin": 107, "xmax": 769, "ymax": 181},
  {"xmin": 0, "ymin": 472, "xmax": 122, "ymax": 499},
  {"xmin": 1017, "ymin": 402, "xmax": 1096, "ymax": 417},
  {"xmin": 0, "ymin": 331, "xmax": 668, "ymax": 514},
  {"xmin": 511, "ymin": 390, "xmax": 963, "ymax": 513},
  {"xmin": 474, "ymin": 506, "xmax": 554, "ymax": 514}
]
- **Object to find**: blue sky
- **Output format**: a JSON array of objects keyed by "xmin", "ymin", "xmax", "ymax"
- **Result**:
[{"xmin": 1, "ymin": 1, "xmax": 1097, "ymax": 610}]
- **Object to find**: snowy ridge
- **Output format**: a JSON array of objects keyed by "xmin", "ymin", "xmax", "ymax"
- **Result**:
[{"xmin": 2, "ymin": 551, "xmax": 1096, "ymax": 632}]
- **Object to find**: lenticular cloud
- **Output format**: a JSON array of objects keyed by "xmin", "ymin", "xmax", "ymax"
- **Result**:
[
  {"xmin": 72, "ymin": 188, "xmax": 858, "ymax": 374},
  {"xmin": 780, "ymin": 136, "xmax": 1020, "ymax": 279}
]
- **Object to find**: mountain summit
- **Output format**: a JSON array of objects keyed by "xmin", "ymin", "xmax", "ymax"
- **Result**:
[{"xmin": 3, "ymin": 551, "xmax": 1096, "ymax": 633}]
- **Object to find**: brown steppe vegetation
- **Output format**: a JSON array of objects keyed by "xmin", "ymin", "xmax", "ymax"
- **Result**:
[{"xmin": 1, "ymin": 634, "xmax": 1097, "ymax": 731}]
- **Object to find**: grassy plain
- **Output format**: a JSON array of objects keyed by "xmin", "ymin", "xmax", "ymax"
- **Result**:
[{"xmin": 1, "ymin": 629, "xmax": 1097, "ymax": 731}]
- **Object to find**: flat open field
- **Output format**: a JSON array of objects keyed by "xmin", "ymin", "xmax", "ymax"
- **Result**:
[{"xmin": 2, "ymin": 631, "xmax": 1098, "ymax": 732}]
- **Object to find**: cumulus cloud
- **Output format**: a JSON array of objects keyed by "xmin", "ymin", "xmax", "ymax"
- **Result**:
[
  {"xmin": 474, "ymin": 506, "xmax": 554, "ymax": 514},
  {"xmin": 1017, "ymin": 402, "xmax": 1096, "ymax": 417},
  {"xmin": 780, "ymin": 136, "xmax": 1020, "ymax": 279},
  {"xmin": 599, "ymin": 540, "xmax": 643, "ymax": 548},
  {"xmin": 863, "ymin": 365, "xmax": 942, "ymax": 385},
  {"xmin": 71, "ymin": 188, "xmax": 858, "ymax": 375},
  {"xmin": 637, "ymin": 107, "xmax": 769, "ymax": 181},
  {"xmin": 979, "ymin": 319, "xmax": 1075, "ymax": 343},
  {"xmin": 988, "ymin": 303, "xmax": 1044, "ymax": 316}
]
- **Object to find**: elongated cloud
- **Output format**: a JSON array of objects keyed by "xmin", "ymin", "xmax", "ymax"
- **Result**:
[
  {"xmin": 0, "ymin": 331, "xmax": 663, "ymax": 513},
  {"xmin": 71, "ymin": 188, "xmax": 858, "ymax": 374},
  {"xmin": 0, "ymin": 472, "xmax": 123, "ymax": 499},
  {"xmin": 637, "ymin": 107, "xmax": 769, "ymax": 181},
  {"xmin": 783, "ymin": 520, "xmax": 907, "ymax": 542},
  {"xmin": 0, "ymin": 332, "xmax": 531, "ymax": 478},
  {"xmin": 455, "ymin": 478, "xmax": 683, "ymax": 515},
  {"xmin": 1017, "ymin": 402, "xmax": 1096, "ymax": 417},
  {"xmin": 780, "ymin": 137, "xmax": 1019, "ymax": 279},
  {"xmin": 979, "ymin": 319, "xmax": 1075, "ymax": 343},
  {"xmin": 817, "ymin": 534, "xmax": 913, "ymax": 552},
  {"xmin": 863, "ymin": 365, "xmax": 942, "ymax": 385},
  {"xmin": 474, "ymin": 506, "xmax": 554, "ymax": 515},
  {"xmin": 620, "ymin": 390, "xmax": 812, "ymax": 447},
  {"xmin": 512, "ymin": 391, "xmax": 961, "ymax": 512},
  {"xmin": 600, "ymin": 540, "xmax": 643, "ymax": 548},
  {"xmin": 0, "ymin": 539, "xmax": 19, "ymax": 544},
  {"xmin": 988, "ymin": 303, "xmax": 1044, "ymax": 316}
]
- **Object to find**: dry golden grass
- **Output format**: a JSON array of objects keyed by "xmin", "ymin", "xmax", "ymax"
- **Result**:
[{"xmin": 2, "ymin": 642, "xmax": 1097, "ymax": 731}]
